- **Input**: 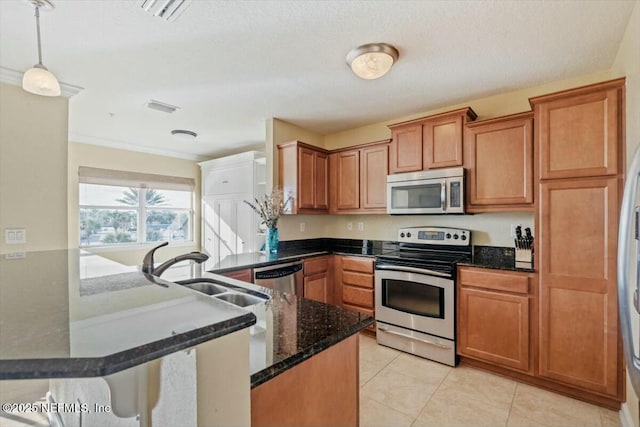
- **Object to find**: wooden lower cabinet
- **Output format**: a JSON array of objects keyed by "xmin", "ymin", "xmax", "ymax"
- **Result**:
[
  {"xmin": 335, "ymin": 256, "xmax": 375, "ymax": 332},
  {"xmin": 303, "ymin": 255, "xmax": 333, "ymax": 304},
  {"xmin": 219, "ymin": 268, "xmax": 253, "ymax": 283},
  {"xmin": 457, "ymin": 267, "xmax": 533, "ymax": 373},
  {"xmin": 251, "ymin": 335, "xmax": 359, "ymax": 427}
]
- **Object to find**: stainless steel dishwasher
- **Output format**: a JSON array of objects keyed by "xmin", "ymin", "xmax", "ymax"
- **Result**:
[{"xmin": 253, "ymin": 260, "xmax": 304, "ymax": 295}]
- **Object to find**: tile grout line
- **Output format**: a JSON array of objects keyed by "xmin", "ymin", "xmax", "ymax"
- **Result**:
[
  {"xmin": 505, "ymin": 382, "xmax": 519, "ymax": 427},
  {"xmin": 409, "ymin": 363, "xmax": 455, "ymax": 426}
]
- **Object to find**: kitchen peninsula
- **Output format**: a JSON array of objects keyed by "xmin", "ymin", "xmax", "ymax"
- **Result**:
[{"xmin": 0, "ymin": 249, "xmax": 372, "ymax": 427}]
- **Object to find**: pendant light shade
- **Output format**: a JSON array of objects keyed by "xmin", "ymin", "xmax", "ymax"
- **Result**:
[
  {"xmin": 346, "ymin": 43, "xmax": 399, "ymax": 80},
  {"xmin": 22, "ymin": 0, "xmax": 60, "ymax": 97},
  {"xmin": 23, "ymin": 64, "xmax": 60, "ymax": 96}
]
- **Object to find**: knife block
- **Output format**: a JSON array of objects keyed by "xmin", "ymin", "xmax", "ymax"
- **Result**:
[{"xmin": 515, "ymin": 247, "xmax": 533, "ymax": 269}]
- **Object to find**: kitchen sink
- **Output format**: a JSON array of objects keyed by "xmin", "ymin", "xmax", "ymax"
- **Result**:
[
  {"xmin": 175, "ymin": 277, "xmax": 270, "ymax": 307},
  {"xmin": 182, "ymin": 282, "xmax": 229, "ymax": 296},
  {"xmin": 214, "ymin": 293, "xmax": 265, "ymax": 307}
]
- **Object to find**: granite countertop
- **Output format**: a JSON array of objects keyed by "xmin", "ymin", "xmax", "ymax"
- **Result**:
[
  {"xmin": 0, "ymin": 250, "xmax": 256, "ymax": 380},
  {"xmin": 164, "ymin": 269, "xmax": 373, "ymax": 388},
  {"xmin": 203, "ymin": 238, "xmax": 391, "ymax": 273},
  {"xmin": 458, "ymin": 246, "xmax": 536, "ymax": 273}
]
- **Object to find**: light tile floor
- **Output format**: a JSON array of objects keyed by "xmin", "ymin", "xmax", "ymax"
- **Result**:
[{"xmin": 359, "ymin": 333, "xmax": 621, "ymax": 427}]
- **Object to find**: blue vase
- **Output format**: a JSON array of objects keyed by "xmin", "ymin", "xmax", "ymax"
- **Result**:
[{"xmin": 266, "ymin": 227, "xmax": 279, "ymax": 254}]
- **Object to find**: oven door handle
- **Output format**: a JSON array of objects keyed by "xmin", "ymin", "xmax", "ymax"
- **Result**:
[
  {"xmin": 375, "ymin": 264, "xmax": 451, "ymax": 278},
  {"xmin": 378, "ymin": 326, "xmax": 452, "ymax": 349}
]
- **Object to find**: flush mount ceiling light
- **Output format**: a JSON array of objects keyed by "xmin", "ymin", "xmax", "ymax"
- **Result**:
[
  {"xmin": 171, "ymin": 129, "xmax": 197, "ymax": 141},
  {"xmin": 346, "ymin": 43, "xmax": 399, "ymax": 80},
  {"xmin": 22, "ymin": 0, "xmax": 60, "ymax": 97}
]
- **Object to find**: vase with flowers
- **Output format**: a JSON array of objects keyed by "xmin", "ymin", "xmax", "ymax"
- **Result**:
[{"xmin": 244, "ymin": 188, "xmax": 292, "ymax": 254}]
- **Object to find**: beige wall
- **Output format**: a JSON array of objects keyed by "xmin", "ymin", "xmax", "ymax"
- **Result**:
[
  {"xmin": 612, "ymin": 1, "xmax": 640, "ymax": 425},
  {"xmin": 68, "ymin": 142, "xmax": 201, "ymax": 265},
  {"xmin": 0, "ymin": 83, "xmax": 69, "ymax": 253},
  {"xmin": 274, "ymin": 70, "xmax": 614, "ymax": 246}
]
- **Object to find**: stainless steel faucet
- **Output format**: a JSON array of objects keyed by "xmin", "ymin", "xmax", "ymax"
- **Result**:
[{"xmin": 142, "ymin": 242, "xmax": 209, "ymax": 276}]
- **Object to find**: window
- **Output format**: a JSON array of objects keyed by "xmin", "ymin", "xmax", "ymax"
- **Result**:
[{"xmin": 78, "ymin": 167, "xmax": 195, "ymax": 247}]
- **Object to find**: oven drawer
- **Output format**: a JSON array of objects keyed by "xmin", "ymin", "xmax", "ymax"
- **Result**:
[
  {"xmin": 458, "ymin": 267, "xmax": 530, "ymax": 294},
  {"xmin": 342, "ymin": 257, "xmax": 374, "ymax": 274},
  {"xmin": 343, "ymin": 286, "xmax": 373, "ymax": 308}
]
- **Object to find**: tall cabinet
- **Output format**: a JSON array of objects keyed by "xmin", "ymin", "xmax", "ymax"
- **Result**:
[
  {"xmin": 530, "ymin": 78, "xmax": 625, "ymax": 402},
  {"xmin": 199, "ymin": 151, "xmax": 266, "ymax": 261}
]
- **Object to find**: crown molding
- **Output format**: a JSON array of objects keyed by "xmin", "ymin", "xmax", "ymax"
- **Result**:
[{"xmin": 0, "ymin": 66, "xmax": 84, "ymax": 98}]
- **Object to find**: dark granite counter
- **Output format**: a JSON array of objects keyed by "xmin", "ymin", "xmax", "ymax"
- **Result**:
[
  {"xmin": 0, "ymin": 250, "xmax": 256, "ymax": 380},
  {"xmin": 203, "ymin": 238, "xmax": 391, "ymax": 274},
  {"xmin": 458, "ymin": 246, "xmax": 536, "ymax": 273}
]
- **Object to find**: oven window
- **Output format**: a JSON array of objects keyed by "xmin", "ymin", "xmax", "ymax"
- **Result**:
[
  {"xmin": 382, "ymin": 279, "xmax": 445, "ymax": 318},
  {"xmin": 390, "ymin": 183, "xmax": 442, "ymax": 209}
]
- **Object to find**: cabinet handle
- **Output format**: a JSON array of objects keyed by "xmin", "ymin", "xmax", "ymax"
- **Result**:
[{"xmin": 378, "ymin": 326, "xmax": 451, "ymax": 349}]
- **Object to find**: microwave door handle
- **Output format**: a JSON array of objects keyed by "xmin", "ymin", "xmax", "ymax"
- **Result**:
[{"xmin": 441, "ymin": 181, "xmax": 447, "ymax": 212}]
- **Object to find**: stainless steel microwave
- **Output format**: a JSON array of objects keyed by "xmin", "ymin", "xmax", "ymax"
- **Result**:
[{"xmin": 386, "ymin": 167, "xmax": 465, "ymax": 214}]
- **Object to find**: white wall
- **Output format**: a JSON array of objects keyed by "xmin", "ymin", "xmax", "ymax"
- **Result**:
[
  {"xmin": 68, "ymin": 142, "xmax": 201, "ymax": 265},
  {"xmin": 612, "ymin": 1, "xmax": 640, "ymax": 425},
  {"xmin": 0, "ymin": 83, "xmax": 69, "ymax": 253}
]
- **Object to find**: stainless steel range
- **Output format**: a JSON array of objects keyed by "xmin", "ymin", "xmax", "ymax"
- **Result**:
[{"xmin": 375, "ymin": 226, "xmax": 471, "ymax": 366}]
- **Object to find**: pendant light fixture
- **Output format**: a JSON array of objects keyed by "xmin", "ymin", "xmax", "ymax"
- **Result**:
[
  {"xmin": 22, "ymin": 0, "xmax": 61, "ymax": 97},
  {"xmin": 346, "ymin": 43, "xmax": 399, "ymax": 80}
]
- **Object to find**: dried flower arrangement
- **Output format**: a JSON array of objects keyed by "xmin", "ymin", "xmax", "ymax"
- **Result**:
[{"xmin": 244, "ymin": 188, "xmax": 292, "ymax": 229}]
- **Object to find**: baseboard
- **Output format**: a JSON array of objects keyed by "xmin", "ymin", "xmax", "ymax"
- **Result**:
[{"xmin": 621, "ymin": 402, "xmax": 637, "ymax": 427}]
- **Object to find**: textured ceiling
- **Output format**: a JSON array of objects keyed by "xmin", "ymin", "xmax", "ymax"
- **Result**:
[{"xmin": 0, "ymin": 0, "xmax": 635, "ymax": 160}]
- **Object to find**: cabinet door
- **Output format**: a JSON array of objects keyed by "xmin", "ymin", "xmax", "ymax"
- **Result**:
[
  {"xmin": 314, "ymin": 151, "xmax": 329, "ymax": 210},
  {"xmin": 466, "ymin": 114, "xmax": 533, "ymax": 209},
  {"xmin": 304, "ymin": 272, "xmax": 329, "ymax": 303},
  {"xmin": 423, "ymin": 114, "xmax": 463, "ymax": 169},
  {"xmin": 297, "ymin": 147, "xmax": 316, "ymax": 210},
  {"xmin": 389, "ymin": 124, "xmax": 423, "ymax": 173},
  {"xmin": 220, "ymin": 268, "xmax": 253, "ymax": 283},
  {"xmin": 536, "ymin": 88, "xmax": 619, "ymax": 179},
  {"xmin": 216, "ymin": 199, "xmax": 237, "ymax": 259},
  {"xmin": 458, "ymin": 287, "xmax": 530, "ymax": 372},
  {"xmin": 333, "ymin": 150, "xmax": 360, "ymax": 210},
  {"xmin": 203, "ymin": 163, "xmax": 253, "ymax": 196},
  {"xmin": 539, "ymin": 177, "xmax": 619, "ymax": 396},
  {"xmin": 360, "ymin": 144, "xmax": 388, "ymax": 210}
]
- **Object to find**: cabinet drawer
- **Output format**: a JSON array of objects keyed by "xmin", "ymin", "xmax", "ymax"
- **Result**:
[
  {"xmin": 342, "ymin": 271, "xmax": 373, "ymax": 289},
  {"xmin": 342, "ymin": 257, "xmax": 374, "ymax": 274},
  {"xmin": 342, "ymin": 286, "xmax": 373, "ymax": 308},
  {"xmin": 458, "ymin": 267, "xmax": 530, "ymax": 294},
  {"xmin": 220, "ymin": 268, "xmax": 253, "ymax": 283},
  {"xmin": 304, "ymin": 256, "xmax": 330, "ymax": 276}
]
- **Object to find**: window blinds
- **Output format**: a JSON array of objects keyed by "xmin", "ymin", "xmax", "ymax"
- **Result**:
[{"xmin": 78, "ymin": 167, "xmax": 195, "ymax": 192}]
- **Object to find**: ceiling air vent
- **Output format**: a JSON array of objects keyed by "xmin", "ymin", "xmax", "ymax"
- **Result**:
[
  {"xmin": 136, "ymin": 0, "xmax": 192, "ymax": 22},
  {"xmin": 146, "ymin": 99, "xmax": 180, "ymax": 114}
]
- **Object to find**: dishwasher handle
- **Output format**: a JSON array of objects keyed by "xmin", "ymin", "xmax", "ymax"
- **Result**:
[{"xmin": 254, "ymin": 262, "xmax": 303, "ymax": 280}]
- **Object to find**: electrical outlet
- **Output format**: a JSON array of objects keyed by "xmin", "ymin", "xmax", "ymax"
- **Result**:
[
  {"xmin": 5, "ymin": 228, "xmax": 26, "ymax": 244},
  {"xmin": 510, "ymin": 224, "xmax": 521, "ymax": 238},
  {"xmin": 347, "ymin": 222, "xmax": 353, "ymax": 231},
  {"xmin": 299, "ymin": 222, "xmax": 305, "ymax": 232},
  {"xmin": 357, "ymin": 222, "xmax": 364, "ymax": 231}
]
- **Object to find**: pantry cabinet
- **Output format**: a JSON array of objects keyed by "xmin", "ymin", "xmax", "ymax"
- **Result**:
[
  {"xmin": 457, "ymin": 267, "xmax": 533, "ymax": 373},
  {"xmin": 464, "ymin": 112, "xmax": 534, "ymax": 212},
  {"xmin": 278, "ymin": 141, "xmax": 329, "ymax": 214},
  {"xmin": 329, "ymin": 140, "xmax": 389, "ymax": 214},
  {"xmin": 388, "ymin": 107, "xmax": 476, "ymax": 174}
]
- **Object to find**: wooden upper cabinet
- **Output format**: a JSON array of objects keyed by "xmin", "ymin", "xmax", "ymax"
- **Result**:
[
  {"xmin": 538, "ymin": 177, "xmax": 620, "ymax": 396},
  {"xmin": 277, "ymin": 141, "xmax": 329, "ymax": 214},
  {"xmin": 329, "ymin": 140, "xmax": 389, "ymax": 214},
  {"xmin": 331, "ymin": 150, "xmax": 360, "ymax": 211},
  {"xmin": 530, "ymin": 78, "xmax": 624, "ymax": 180},
  {"xmin": 360, "ymin": 143, "xmax": 388, "ymax": 210},
  {"xmin": 389, "ymin": 107, "xmax": 476, "ymax": 174},
  {"xmin": 388, "ymin": 123, "xmax": 423, "ymax": 173},
  {"xmin": 465, "ymin": 112, "xmax": 534, "ymax": 212}
]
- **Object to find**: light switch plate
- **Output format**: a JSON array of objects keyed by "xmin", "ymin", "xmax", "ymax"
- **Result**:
[
  {"xmin": 357, "ymin": 222, "xmax": 364, "ymax": 231},
  {"xmin": 347, "ymin": 222, "xmax": 353, "ymax": 231},
  {"xmin": 5, "ymin": 228, "xmax": 26, "ymax": 244}
]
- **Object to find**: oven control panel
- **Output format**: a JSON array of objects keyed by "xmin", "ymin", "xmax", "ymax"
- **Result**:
[{"xmin": 397, "ymin": 227, "xmax": 470, "ymax": 246}]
